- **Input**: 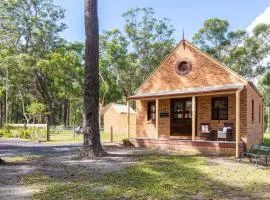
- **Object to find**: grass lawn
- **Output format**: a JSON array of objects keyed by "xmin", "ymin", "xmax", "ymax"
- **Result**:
[
  {"xmin": 19, "ymin": 136, "xmax": 270, "ymax": 200},
  {"xmin": 0, "ymin": 127, "xmax": 127, "ymax": 143},
  {"xmin": 21, "ymin": 154, "xmax": 270, "ymax": 200},
  {"xmin": 263, "ymin": 134, "xmax": 270, "ymax": 146}
]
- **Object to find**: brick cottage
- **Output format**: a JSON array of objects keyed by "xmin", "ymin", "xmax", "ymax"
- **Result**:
[{"xmin": 126, "ymin": 39, "xmax": 264, "ymax": 157}]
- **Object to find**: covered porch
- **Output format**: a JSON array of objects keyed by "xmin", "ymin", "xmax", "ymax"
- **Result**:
[{"xmin": 127, "ymin": 84, "xmax": 245, "ymax": 157}]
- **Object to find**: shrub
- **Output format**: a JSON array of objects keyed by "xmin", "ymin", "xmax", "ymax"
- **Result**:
[
  {"xmin": 0, "ymin": 129, "xmax": 12, "ymax": 138},
  {"xmin": 19, "ymin": 130, "xmax": 31, "ymax": 139}
]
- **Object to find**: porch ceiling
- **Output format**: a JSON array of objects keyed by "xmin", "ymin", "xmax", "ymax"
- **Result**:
[{"xmin": 128, "ymin": 84, "xmax": 245, "ymax": 100}]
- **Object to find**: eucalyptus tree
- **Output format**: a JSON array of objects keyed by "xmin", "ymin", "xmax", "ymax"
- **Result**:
[
  {"xmin": 122, "ymin": 8, "xmax": 175, "ymax": 82},
  {"xmin": 0, "ymin": 0, "xmax": 67, "ymax": 124},
  {"xmin": 192, "ymin": 18, "xmax": 230, "ymax": 62},
  {"xmin": 99, "ymin": 8, "xmax": 175, "ymax": 102},
  {"xmin": 82, "ymin": 0, "xmax": 105, "ymax": 158},
  {"xmin": 193, "ymin": 18, "xmax": 269, "ymax": 78}
]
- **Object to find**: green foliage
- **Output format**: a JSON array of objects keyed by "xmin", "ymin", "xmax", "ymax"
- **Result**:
[
  {"xmin": 259, "ymin": 71, "xmax": 270, "ymax": 106},
  {"xmin": 19, "ymin": 130, "xmax": 31, "ymax": 139},
  {"xmin": 0, "ymin": 0, "xmax": 66, "ymax": 53},
  {"xmin": 264, "ymin": 134, "xmax": 270, "ymax": 146},
  {"xmin": 0, "ymin": 126, "xmax": 47, "ymax": 140},
  {"xmin": 253, "ymin": 23, "xmax": 270, "ymax": 43},
  {"xmin": 0, "ymin": 129, "xmax": 12, "ymax": 138},
  {"xmin": 193, "ymin": 18, "xmax": 270, "ymax": 78},
  {"xmin": 0, "ymin": 3, "xmax": 174, "ymax": 123},
  {"xmin": 100, "ymin": 8, "xmax": 175, "ymax": 102},
  {"xmin": 193, "ymin": 18, "xmax": 230, "ymax": 61},
  {"xmin": 26, "ymin": 102, "xmax": 47, "ymax": 123},
  {"xmin": 0, "ymin": 0, "xmax": 84, "ymax": 125}
]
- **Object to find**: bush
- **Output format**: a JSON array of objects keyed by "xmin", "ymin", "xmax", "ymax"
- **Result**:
[
  {"xmin": 19, "ymin": 130, "xmax": 31, "ymax": 139},
  {"xmin": 0, "ymin": 126, "xmax": 47, "ymax": 140},
  {"xmin": 0, "ymin": 129, "xmax": 12, "ymax": 138}
]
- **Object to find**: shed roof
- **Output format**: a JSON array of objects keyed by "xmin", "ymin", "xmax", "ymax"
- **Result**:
[
  {"xmin": 128, "ymin": 84, "xmax": 245, "ymax": 100},
  {"xmin": 101, "ymin": 103, "xmax": 135, "ymax": 115}
]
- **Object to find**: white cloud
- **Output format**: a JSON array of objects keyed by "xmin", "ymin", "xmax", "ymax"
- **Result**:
[
  {"xmin": 246, "ymin": 7, "xmax": 270, "ymax": 85},
  {"xmin": 247, "ymin": 6, "xmax": 270, "ymax": 33}
]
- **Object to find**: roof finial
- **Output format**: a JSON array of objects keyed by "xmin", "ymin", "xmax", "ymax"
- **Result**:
[
  {"xmin": 182, "ymin": 29, "xmax": 185, "ymax": 41},
  {"xmin": 182, "ymin": 28, "xmax": 186, "ymax": 49}
]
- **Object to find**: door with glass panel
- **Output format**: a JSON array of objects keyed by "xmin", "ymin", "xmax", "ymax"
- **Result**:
[{"xmin": 171, "ymin": 98, "xmax": 192, "ymax": 136}]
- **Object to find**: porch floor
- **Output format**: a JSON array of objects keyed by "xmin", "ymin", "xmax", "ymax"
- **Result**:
[{"xmin": 127, "ymin": 138, "xmax": 243, "ymax": 155}]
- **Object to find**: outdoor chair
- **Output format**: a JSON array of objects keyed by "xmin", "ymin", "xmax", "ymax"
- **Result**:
[
  {"xmin": 217, "ymin": 122, "xmax": 233, "ymax": 141},
  {"xmin": 200, "ymin": 123, "xmax": 210, "ymax": 140}
]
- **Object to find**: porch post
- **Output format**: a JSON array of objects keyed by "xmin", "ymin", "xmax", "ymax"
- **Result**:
[
  {"xmin": 127, "ymin": 100, "xmax": 130, "ymax": 139},
  {"xmin": 236, "ymin": 90, "xmax": 240, "ymax": 158},
  {"xmin": 156, "ymin": 98, "xmax": 159, "ymax": 139},
  {"xmin": 192, "ymin": 96, "xmax": 196, "ymax": 141}
]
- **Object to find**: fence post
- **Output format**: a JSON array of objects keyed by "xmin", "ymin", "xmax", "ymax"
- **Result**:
[
  {"xmin": 24, "ymin": 120, "xmax": 27, "ymax": 130},
  {"xmin": 110, "ymin": 126, "xmax": 113, "ymax": 142},
  {"xmin": 73, "ymin": 125, "xmax": 76, "ymax": 139},
  {"xmin": 46, "ymin": 117, "xmax": 50, "ymax": 141}
]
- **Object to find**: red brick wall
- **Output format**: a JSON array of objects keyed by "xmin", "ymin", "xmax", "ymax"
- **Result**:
[
  {"xmin": 133, "ymin": 41, "xmax": 263, "ymax": 151},
  {"xmin": 196, "ymin": 94, "xmax": 236, "ymax": 139},
  {"xmin": 196, "ymin": 90, "xmax": 247, "ymax": 143},
  {"xmin": 136, "ymin": 100, "xmax": 157, "ymax": 138},
  {"xmin": 138, "ymin": 44, "xmax": 244, "ymax": 94},
  {"xmin": 246, "ymin": 84, "xmax": 264, "ymax": 148},
  {"xmin": 136, "ymin": 91, "xmax": 248, "ymax": 144},
  {"xmin": 129, "ymin": 138, "xmax": 243, "ymax": 156},
  {"xmin": 104, "ymin": 107, "xmax": 136, "ymax": 137},
  {"xmin": 158, "ymin": 99, "xmax": 171, "ymax": 139}
]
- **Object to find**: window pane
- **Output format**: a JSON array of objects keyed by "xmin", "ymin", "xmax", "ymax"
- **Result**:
[
  {"xmin": 212, "ymin": 109, "xmax": 219, "ymax": 120},
  {"xmin": 148, "ymin": 102, "xmax": 156, "ymax": 120},
  {"xmin": 219, "ymin": 109, "xmax": 228, "ymax": 120},
  {"xmin": 174, "ymin": 102, "xmax": 183, "ymax": 112},
  {"xmin": 150, "ymin": 104, "xmax": 155, "ymax": 112},
  {"xmin": 151, "ymin": 113, "xmax": 156, "ymax": 120},
  {"xmin": 212, "ymin": 97, "xmax": 228, "ymax": 120}
]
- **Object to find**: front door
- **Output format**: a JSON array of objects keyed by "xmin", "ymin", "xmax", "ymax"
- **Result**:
[{"xmin": 171, "ymin": 98, "xmax": 192, "ymax": 136}]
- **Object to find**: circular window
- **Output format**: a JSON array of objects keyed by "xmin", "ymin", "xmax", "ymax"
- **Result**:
[{"xmin": 175, "ymin": 60, "xmax": 192, "ymax": 76}]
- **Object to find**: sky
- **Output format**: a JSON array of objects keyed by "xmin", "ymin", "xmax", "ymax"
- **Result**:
[{"xmin": 54, "ymin": 0, "xmax": 270, "ymax": 42}]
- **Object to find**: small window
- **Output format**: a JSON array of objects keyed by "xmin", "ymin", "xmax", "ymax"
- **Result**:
[
  {"xmin": 252, "ymin": 99, "xmax": 254, "ymax": 123},
  {"xmin": 147, "ymin": 102, "xmax": 156, "ymax": 121},
  {"xmin": 259, "ymin": 104, "xmax": 261, "ymax": 123},
  {"xmin": 175, "ymin": 60, "xmax": 192, "ymax": 76},
  {"xmin": 212, "ymin": 97, "xmax": 228, "ymax": 120}
]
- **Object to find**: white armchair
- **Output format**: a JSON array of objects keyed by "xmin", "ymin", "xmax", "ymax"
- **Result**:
[
  {"xmin": 217, "ymin": 123, "xmax": 233, "ymax": 141},
  {"xmin": 217, "ymin": 128, "xmax": 227, "ymax": 140}
]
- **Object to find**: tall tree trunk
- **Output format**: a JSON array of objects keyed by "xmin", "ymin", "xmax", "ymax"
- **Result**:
[
  {"xmin": 81, "ymin": 0, "xmax": 105, "ymax": 158},
  {"xmin": 0, "ymin": 98, "xmax": 3, "ymax": 128},
  {"xmin": 63, "ymin": 99, "xmax": 68, "ymax": 127},
  {"xmin": 67, "ymin": 99, "xmax": 70, "ymax": 126},
  {"xmin": 59, "ymin": 103, "xmax": 62, "ymax": 125},
  {"xmin": 19, "ymin": 91, "xmax": 29, "ymax": 124},
  {"xmin": 35, "ymin": 71, "xmax": 56, "ymax": 125}
]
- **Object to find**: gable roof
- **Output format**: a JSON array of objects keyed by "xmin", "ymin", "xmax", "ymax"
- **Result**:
[
  {"xmin": 135, "ymin": 39, "xmax": 248, "ymax": 95},
  {"xmin": 101, "ymin": 103, "xmax": 135, "ymax": 115}
]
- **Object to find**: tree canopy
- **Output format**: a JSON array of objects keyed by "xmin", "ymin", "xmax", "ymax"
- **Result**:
[{"xmin": 1, "ymin": 1, "xmax": 270, "ymax": 128}]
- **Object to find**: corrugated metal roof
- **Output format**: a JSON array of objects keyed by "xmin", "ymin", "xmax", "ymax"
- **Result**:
[{"xmin": 128, "ymin": 84, "xmax": 245, "ymax": 100}]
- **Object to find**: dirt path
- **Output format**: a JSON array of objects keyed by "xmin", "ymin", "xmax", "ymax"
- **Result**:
[{"xmin": 0, "ymin": 138, "xmax": 148, "ymax": 200}]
